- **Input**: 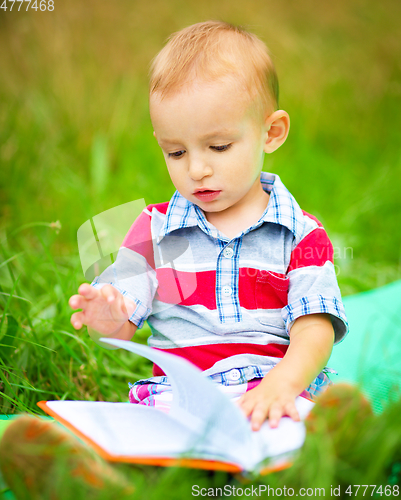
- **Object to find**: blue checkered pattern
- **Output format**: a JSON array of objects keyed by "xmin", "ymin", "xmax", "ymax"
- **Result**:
[
  {"xmin": 285, "ymin": 295, "xmax": 345, "ymax": 329},
  {"xmin": 158, "ymin": 172, "xmax": 305, "ymax": 243},
  {"xmin": 215, "ymin": 238, "xmax": 242, "ymax": 323},
  {"xmin": 208, "ymin": 365, "xmax": 266, "ymax": 386}
]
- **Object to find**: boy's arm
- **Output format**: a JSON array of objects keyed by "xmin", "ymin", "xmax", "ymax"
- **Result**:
[{"xmin": 237, "ymin": 313, "xmax": 334, "ymax": 430}]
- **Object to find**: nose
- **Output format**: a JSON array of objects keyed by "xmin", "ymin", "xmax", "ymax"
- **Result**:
[{"xmin": 188, "ymin": 155, "xmax": 213, "ymax": 181}]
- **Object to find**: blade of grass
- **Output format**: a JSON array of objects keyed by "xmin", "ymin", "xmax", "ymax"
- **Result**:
[
  {"xmin": 37, "ymin": 233, "xmax": 66, "ymax": 303},
  {"xmin": 0, "ymin": 292, "xmax": 31, "ymax": 304},
  {"xmin": 9, "ymin": 383, "xmax": 62, "ymax": 397},
  {"xmin": 0, "ymin": 386, "xmax": 32, "ymax": 414},
  {"xmin": 53, "ymin": 331, "xmax": 85, "ymax": 365},
  {"xmin": 55, "ymin": 329, "xmax": 92, "ymax": 350},
  {"xmin": 0, "ymin": 274, "xmax": 20, "ymax": 334},
  {"xmin": 0, "ymin": 251, "xmax": 25, "ymax": 271},
  {"xmin": 8, "ymin": 221, "xmax": 61, "ymax": 238}
]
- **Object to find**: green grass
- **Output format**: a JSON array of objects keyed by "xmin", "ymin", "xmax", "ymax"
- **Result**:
[
  {"xmin": 1, "ymin": 0, "xmax": 401, "ymax": 497},
  {"xmin": 0, "ymin": 224, "xmax": 154, "ymax": 413}
]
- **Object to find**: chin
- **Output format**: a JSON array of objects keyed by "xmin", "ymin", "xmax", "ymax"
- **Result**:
[{"xmin": 197, "ymin": 201, "xmax": 225, "ymax": 212}]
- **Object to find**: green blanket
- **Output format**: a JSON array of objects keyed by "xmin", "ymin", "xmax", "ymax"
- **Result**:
[{"xmin": 329, "ymin": 279, "xmax": 401, "ymax": 412}]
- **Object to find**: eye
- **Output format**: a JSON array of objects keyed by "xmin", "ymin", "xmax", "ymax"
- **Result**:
[
  {"xmin": 168, "ymin": 150, "xmax": 185, "ymax": 159},
  {"xmin": 210, "ymin": 144, "xmax": 232, "ymax": 152}
]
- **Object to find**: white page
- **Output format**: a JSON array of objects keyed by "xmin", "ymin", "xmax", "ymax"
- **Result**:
[{"xmin": 46, "ymin": 401, "xmax": 193, "ymax": 457}]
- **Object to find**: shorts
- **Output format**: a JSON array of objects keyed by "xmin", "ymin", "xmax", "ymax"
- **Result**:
[{"xmin": 128, "ymin": 365, "xmax": 335, "ymax": 413}]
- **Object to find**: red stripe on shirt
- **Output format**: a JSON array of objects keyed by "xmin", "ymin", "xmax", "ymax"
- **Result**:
[
  {"xmin": 147, "ymin": 202, "xmax": 169, "ymax": 215},
  {"xmin": 287, "ymin": 228, "xmax": 334, "ymax": 272},
  {"xmin": 122, "ymin": 211, "xmax": 155, "ymax": 269},
  {"xmin": 156, "ymin": 268, "xmax": 289, "ymax": 310},
  {"xmin": 121, "ymin": 204, "xmax": 169, "ymax": 269},
  {"xmin": 155, "ymin": 268, "xmax": 215, "ymax": 307},
  {"xmin": 152, "ymin": 342, "xmax": 288, "ymax": 375}
]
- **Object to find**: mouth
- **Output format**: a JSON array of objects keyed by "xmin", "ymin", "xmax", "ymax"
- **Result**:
[{"xmin": 193, "ymin": 189, "xmax": 222, "ymax": 202}]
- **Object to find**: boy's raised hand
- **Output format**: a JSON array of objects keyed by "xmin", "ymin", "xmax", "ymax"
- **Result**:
[{"xmin": 69, "ymin": 283, "xmax": 130, "ymax": 337}]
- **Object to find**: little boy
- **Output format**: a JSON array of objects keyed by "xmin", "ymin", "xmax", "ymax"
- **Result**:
[{"xmin": 70, "ymin": 21, "xmax": 348, "ymax": 431}]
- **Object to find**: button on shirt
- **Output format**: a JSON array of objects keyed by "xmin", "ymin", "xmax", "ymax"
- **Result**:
[
  {"xmin": 223, "ymin": 247, "xmax": 234, "ymax": 258},
  {"xmin": 228, "ymin": 369, "xmax": 241, "ymax": 381},
  {"xmin": 92, "ymin": 172, "xmax": 348, "ymax": 377}
]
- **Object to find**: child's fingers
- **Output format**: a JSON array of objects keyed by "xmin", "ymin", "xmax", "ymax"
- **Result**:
[
  {"xmin": 238, "ymin": 395, "xmax": 300, "ymax": 431},
  {"xmin": 100, "ymin": 284, "xmax": 119, "ymax": 304},
  {"xmin": 99, "ymin": 285, "xmax": 129, "ymax": 323},
  {"xmin": 77, "ymin": 283, "xmax": 99, "ymax": 300},
  {"xmin": 68, "ymin": 294, "xmax": 88, "ymax": 310},
  {"xmin": 250, "ymin": 403, "xmax": 270, "ymax": 431},
  {"xmin": 236, "ymin": 394, "xmax": 256, "ymax": 418},
  {"xmin": 70, "ymin": 311, "xmax": 86, "ymax": 330},
  {"xmin": 283, "ymin": 402, "xmax": 300, "ymax": 422},
  {"xmin": 265, "ymin": 402, "xmax": 284, "ymax": 429}
]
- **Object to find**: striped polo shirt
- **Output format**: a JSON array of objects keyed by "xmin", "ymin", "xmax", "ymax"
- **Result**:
[{"xmin": 93, "ymin": 172, "xmax": 348, "ymax": 377}]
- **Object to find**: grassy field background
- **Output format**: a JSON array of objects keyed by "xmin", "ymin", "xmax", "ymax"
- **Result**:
[{"xmin": 1, "ymin": 0, "xmax": 401, "ymax": 496}]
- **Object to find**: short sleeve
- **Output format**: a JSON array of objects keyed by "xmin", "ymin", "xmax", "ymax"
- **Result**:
[
  {"xmin": 282, "ymin": 224, "xmax": 348, "ymax": 343},
  {"xmin": 91, "ymin": 208, "xmax": 158, "ymax": 328}
]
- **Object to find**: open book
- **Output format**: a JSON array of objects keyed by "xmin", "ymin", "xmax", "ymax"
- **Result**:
[{"xmin": 38, "ymin": 338, "xmax": 314, "ymax": 474}]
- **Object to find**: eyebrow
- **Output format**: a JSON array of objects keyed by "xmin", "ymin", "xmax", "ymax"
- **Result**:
[
  {"xmin": 199, "ymin": 129, "xmax": 239, "ymax": 140},
  {"xmin": 158, "ymin": 129, "xmax": 239, "ymax": 146}
]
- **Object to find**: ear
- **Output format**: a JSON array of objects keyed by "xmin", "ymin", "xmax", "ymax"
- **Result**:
[{"xmin": 263, "ymin": 110, "xmax": 290, "ymax": 154}]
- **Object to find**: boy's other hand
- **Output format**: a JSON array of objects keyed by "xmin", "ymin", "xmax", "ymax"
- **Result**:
[
  {"xmin": 236, "ymin": 374, "xmax": 300, "ymax": 431},
  {"xmin": 69, "ymin": 284, "xmax": 129, "ymax": 337}
]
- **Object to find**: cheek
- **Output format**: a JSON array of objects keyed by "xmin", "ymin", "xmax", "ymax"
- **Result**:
[
  {"xmin": 228, "ymin": 146, "xmax": 261, "ymax": 179},
  {"xmin": 166, "ymin": 163, "xmax": 184, "ymax": 188}
]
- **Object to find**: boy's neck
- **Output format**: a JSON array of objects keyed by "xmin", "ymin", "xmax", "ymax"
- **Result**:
[{"xmin": 204, "ymin": 186, "xmax": 270, "ymax": 240}]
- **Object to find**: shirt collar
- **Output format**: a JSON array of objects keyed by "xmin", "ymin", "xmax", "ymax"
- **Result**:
[
  {"xmin": 158, "ymin": 172, "xmax": 305, "ymax": 244},
  {"xmin": 260, "ymin": 172, "xmax": 305, "ymax": 243}
]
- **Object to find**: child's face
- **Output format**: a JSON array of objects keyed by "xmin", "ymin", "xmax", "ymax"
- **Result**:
[{"xmin": 150, "ymin": 78, "xmax": 271, "ymax": 218}]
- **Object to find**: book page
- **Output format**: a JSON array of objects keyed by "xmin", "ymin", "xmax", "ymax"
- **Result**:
[{"xmin": 45, "ymin": 401, "xmax": 193, "ymax": 458}]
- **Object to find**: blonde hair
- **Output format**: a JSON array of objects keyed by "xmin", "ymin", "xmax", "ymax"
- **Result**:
[{"xmin": 149, "ymin": 21, "xmax": 279, "ymax": 115}]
